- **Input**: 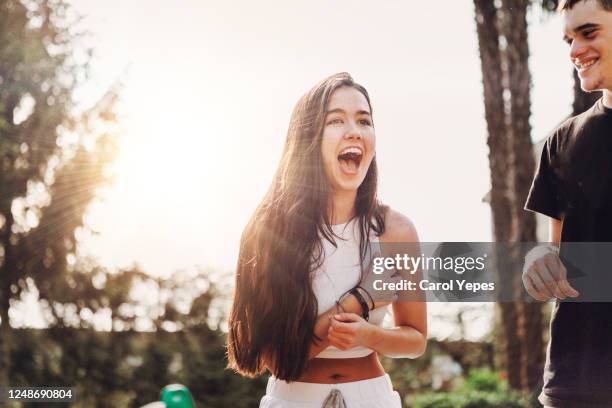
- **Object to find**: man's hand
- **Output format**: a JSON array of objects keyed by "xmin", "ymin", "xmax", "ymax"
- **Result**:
[{"xmin": 522, "ymin": 246, "xmax": 579, "ymax": 301}]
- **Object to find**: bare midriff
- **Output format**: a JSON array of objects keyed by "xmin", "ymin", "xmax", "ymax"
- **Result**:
[{"xmin": 295, "ymin": 352, "xmax": 384, "ymax": 384}]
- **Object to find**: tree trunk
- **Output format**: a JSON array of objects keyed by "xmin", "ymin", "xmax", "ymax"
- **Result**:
[
  {"xmin": 475, "ymin": 0, "xmax": 545, "ymax": 392},
  {"xmin": 500, "ymin": 0, "xmax": 536, "ymax": 243},
  {"xmin": 0, "ymin": 212, "xmax": 14, "ymax": 386},
  {"xmin": 474, "ymin": 0, "xmax": 510, "ymax": 241},
  {"xmin": 0, "ymin": 294, "xmax": 11, "ymax": 387},
  {"xmin": 474, "ymin": 0, "xmax": 523, "ymax": 390},
  {"xmin": 500, "ymin": 0, "xmax": 544, "ymax": 391}
]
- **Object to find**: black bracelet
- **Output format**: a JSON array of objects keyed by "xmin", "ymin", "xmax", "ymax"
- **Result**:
[
  {"xmin": 350, "ymin": 288, "xmax": 369, "ymax": 321},
  {"xmin": 356, "ymin": 285, "xmax": 375, "ymax": 311}
]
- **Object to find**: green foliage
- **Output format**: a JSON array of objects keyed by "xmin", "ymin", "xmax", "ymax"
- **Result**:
[
  {"xmin": 413, "ymin": 369, "xmax": 527, "ymax": 408},
  {"xmin": 413, "ymin": 391, "xmax": 525, "ymax": 408},
  {"xmin": 383, "ymin": 340, "xmax": 495, "ymax": 396},
  {"xmin": 10, "ymin": 326, "xmax": 267, "ymax": 408},
  {"xmin": 6, "ymin": 268, "xmax": 266, "ymax": 408},
  {"xmin": 0, "ymin": 0, "xmax": 125, "ymax": 363},
  {"xmin": 462, "ymin": 368, "xmax": 504, "ymax": 393}
]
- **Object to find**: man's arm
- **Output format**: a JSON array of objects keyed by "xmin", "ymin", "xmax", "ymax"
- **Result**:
[{"xmin": 550, "ymin": 217, "xmax": 562, "ymax": 246}]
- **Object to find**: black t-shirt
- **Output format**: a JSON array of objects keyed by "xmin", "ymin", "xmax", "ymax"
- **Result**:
[{"xmin": 525, "ymin": 98, "xmax": 612, "ymax": 407}]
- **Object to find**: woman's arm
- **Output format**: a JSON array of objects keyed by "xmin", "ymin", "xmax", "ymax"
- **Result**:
[
  {"xmin": 370, "ymin": 301, "xmax": 427, "ymax": 358},
  {"xmin": 327, "ymin": 209, "xmax": 427, "ymax": 358},
  {"xmin": 262, "ymin": 291, "xmax": 378, "ymax": 370},
  {"xmin": 373, "ymin": 211, "xmax": 427, "ymax": 357},
  {"xmin": 308, "ymin": 292, "xmax": 366, "ymax": 359},
  {"xmin": 263, "ymin": 278, "xmax": 394, "ymax": 371}
]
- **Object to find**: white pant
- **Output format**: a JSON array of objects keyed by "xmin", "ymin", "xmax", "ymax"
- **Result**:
[{"xmin": 259, "ymin": 374, "xmax": 402, "ymax": 407}]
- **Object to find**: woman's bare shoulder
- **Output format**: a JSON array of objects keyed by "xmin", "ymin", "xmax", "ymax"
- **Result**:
[{"xmin": 380, "ymin": 207, "xmax": 419, "ymax": 243}]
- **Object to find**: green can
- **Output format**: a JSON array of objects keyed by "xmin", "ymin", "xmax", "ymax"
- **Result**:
[{"xmin": 160, "ymin": 384, "xmax": 196, "ymax": 408}]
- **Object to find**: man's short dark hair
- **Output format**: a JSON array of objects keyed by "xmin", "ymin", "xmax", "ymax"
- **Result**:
[{"xmin": 559, "ymin": 0, "xmax": 612, "ymax": 11}]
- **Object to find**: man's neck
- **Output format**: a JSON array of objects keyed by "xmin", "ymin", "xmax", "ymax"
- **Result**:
[
  {"xmin": 330, "ymin": 190, "xmax": 357, "ymax": 225},
  {"xmin": 604, "ymin": 90, "xmax": 612, "ymax": 109}
]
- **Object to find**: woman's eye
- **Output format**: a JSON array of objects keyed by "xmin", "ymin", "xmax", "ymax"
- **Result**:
[
  {"xmin": 583, "ymin": 30, "xmax": 596, "ymax": 39},
  {"xmin": 359, "ymin": 119, "xmax": 372, "ymax": 126},
  {"xmin": 327, "ymin": 118, "xmax": 342, "ymax": 125}
]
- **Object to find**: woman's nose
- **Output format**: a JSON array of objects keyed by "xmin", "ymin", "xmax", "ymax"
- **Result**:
[{"xmin": 344, "ymin": 123, "xmax": 362, "ymax": 139}]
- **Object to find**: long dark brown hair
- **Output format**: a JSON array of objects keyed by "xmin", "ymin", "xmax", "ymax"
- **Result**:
[{"xmin": 227, "ymin": 72, "xmax": 386, "ymax": 381}]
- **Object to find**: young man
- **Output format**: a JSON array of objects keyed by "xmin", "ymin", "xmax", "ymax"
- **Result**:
[{"xmin": 523, "ymin": 0, "xmax": 612, "ymax": 406}]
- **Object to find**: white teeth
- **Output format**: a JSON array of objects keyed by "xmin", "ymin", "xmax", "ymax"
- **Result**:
[
  {"xmin": 339, "ymin": 146, "xmax": 362, "ymax": 156},
  {"xmin": 577, "ymin": 59, "xmax": 597, "ymax": 69}
]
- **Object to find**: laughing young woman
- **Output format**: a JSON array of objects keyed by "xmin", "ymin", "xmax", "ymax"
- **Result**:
[{"xmin": 227, "ymin": 73, "xmax": 427, "ymax": 407}]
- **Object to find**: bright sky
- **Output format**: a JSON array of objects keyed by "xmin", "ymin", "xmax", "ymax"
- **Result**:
[{"xmin": 68, "ymin": 1, "xmax": 574, "ymax": 280}]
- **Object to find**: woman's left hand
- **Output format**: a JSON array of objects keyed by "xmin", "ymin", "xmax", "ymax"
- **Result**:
[{"xmin": 327, "ymin": 313, "xmax": 381, "ymax": 350}]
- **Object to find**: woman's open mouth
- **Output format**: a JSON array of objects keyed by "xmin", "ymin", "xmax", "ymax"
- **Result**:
[{"xmin": 337, "ymin": 146, "xmax": 363, "ymax": 175}]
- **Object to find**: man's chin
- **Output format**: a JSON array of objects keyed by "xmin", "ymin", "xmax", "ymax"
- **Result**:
[{"xmin": 580, "ymin": 77, "xmax": 603, "ymax": 93}]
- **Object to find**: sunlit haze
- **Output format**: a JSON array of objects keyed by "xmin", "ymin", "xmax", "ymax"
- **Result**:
[{"xmin": 65, "ymin": 1, "xmax": 574, "ymax": 338}]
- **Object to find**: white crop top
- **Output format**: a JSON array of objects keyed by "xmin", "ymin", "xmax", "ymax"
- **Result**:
[{"xmin": 311, "ymin": 218, "xmax": 388, "ymax": 358}]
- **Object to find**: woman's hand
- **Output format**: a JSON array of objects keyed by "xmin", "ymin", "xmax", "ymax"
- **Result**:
[{"xmin": 327, "ymin": 313, "xmax": 381, "ymax": 350}]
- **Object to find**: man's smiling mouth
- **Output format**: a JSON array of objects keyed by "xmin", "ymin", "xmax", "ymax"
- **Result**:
[{"xmin": 575, "ymin": 57, "xmax": 599, "ymax": 71}]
